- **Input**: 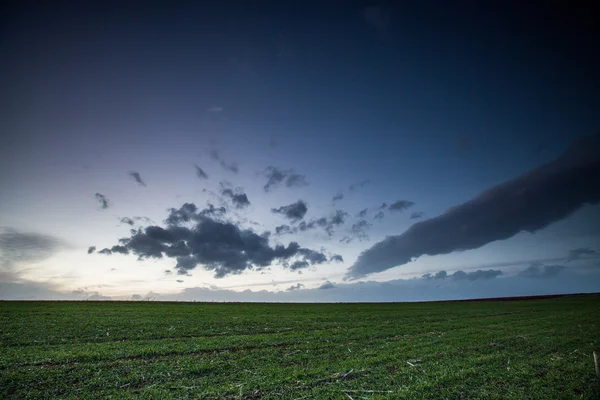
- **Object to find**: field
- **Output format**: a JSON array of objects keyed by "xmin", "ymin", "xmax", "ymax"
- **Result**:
[{"xmin": 1, "ymin": 295, "xmax": 599, "ymax": 399}]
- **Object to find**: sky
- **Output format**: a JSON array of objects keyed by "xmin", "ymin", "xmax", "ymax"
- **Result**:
[{"xmin": 1, "ymin": 0, "xmax": 599, "ymax": 301}]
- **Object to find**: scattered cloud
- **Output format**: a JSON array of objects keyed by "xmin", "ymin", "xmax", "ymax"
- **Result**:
[
  {"xmin": 332, "ymin": 192, "xmax": 344, "ymax": 202},
  {"xmin": 357, "ymin": 208, "xmax": 368, "ymax": 218},
  {"xmin": 410, "ymin": 211, "xmax": 424, "ymax": 220},
  {"xmin": 330, "ymin": 254, "xmax": 344, "ymax": 263},
  {"xmin": 347, "ymin": 134, "xmax": 600, "ymax": 279},
  {"xmin": 388, "ymin": 200, "xmax": 415, "ymax": 212},
  {"xmin": 210, "ymin": 150, "xmax": 239, "ymax": 173},
  {"xmin": 95, "ymin": 193, "xmax": 110, "ymax": 209},
  {"xmin": 373, "ymin": 211, "xmax": 384, "ymax": 221},
  {"xmin": 221, "ymin": 188, "xmax": 251, "ymax": 209},
  {"xmin": 286, "ymin": 283, "xmax": 304, "ymax": 291},
  {"xmin": 194, "ymin": 164, "xmax": 209, "ymax": 180},
  {"xmin": 263, "ymin": 166, "xmax": 308, "ymax": 192},
  {"xmin": 87, "ymin": 246, "xmax": 96, "ymax": 254},
  {"xmin": 348, "ymin": 180, "xmax": 370, "ymax": 192},
  {"xmin": 319, "ymin": 281, "xmax": 335, "ymax": 290},
  {"xmin": 120, "ymin": 217, "xmax": 135, "ymax": 226},
  {"xmin": 271, "ymin": 200, "xmax": 308, "ymax": 222},
  {"xmin": 451, "ymin": 269, "xmax": 503, "ymax": 281},
  {"xmin": 129, "ymin": 171, "xmax": 146, "ymax": 187},
  {"xmin": 94, "ymin": 203, "xmax": 333, "ymax": 278}
]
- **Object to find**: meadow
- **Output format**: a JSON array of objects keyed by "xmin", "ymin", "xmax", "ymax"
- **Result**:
[{"xmin": 1, "ymin": 294, "xmax": 599, "ymax": 399}]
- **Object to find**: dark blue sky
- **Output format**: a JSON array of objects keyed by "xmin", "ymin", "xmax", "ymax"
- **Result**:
[{"xmin": 1, "ymin": 1, "xmax": 598, "ymax": 300}]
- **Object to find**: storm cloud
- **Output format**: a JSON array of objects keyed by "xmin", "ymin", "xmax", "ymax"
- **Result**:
[
  {"xmin": 271, "ymin": 200, "xmax": 308, "ymax": 222},
  {"xmin": 95, "ymin": 193, "xmax": 110, "ymax": 209},
  {"xmin": 94, "ymin": 203, "xmax": 332, "ymax": 278},
  {"xmin": 129, "ymin": 171, "xmax": 146, "ymax": 187},
  {"xmin": 347, "ymin": 134, "xmax": 600, "ymax": 279},
  {"xmin": 263, "ymin": 166, "xmax": 308, "ymax": 192}
]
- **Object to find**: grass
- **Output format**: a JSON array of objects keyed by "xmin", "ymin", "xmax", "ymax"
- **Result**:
[{"xmin": 1, "ymin": 294, "xmax": 599, "ymax": 399}]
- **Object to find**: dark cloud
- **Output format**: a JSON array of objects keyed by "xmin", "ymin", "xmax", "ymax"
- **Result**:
[
  {"xmin": 332, "ymin": 192, "xmax": 344, "ymax": 202},
  {"xmin": 194, "ymin": 164, "xmax": 209, "ymax": 180},
  {"xmin": 176, "ymin": 279, "xmax": 184, "ymax": 283},
  {"xmin": 0, "ymin": 228, "xmax": 66, "ymax": 267},
  {"xmin": 164, "ymin": 269, "xmax": 172, "ymax": 275},
  {"xmin": 95, "ymin": 203, "xmax": 332, "ymax": 278},
  {"xmin": 388, "ymin": 200, "xmax": 415, "ymax": 212},
  {"xmin": 95, "ymin": 193, "xmax": 110, "ymax": 209},
  {"xmin": 286, "ymin": 283, "xmax": 304, "ymax": 291},
  {"xmin": 165, "ymin": 203, "xmax": 226, "ymax": 226},
  {"xmin": 129, "ymin": 171, "xmax": 146, "ymax": 187},
  {"xmin": 98, "ymin": 248, "xmax": 112, "ymax": 255},
  {"xmin": 271, "ymin": 200, "xmax": 308, "ymax": 222},
  {"xmin": 410, "ymin": 211, "xmax": 424, "ymax": 220},
  {"xmin": 263, "ymin": 166, "xmax": 308, "ymax": 192},
  {"xmin": 347, "ymin": 134, "xmax": 600, "ymax": 279},
  {"xmin": 566, "ymin": 248, "xmax": 596, "ymax": 263},
  {"xmin": 319, "ymin": 281, "xmax": 335, "ymax": 290},
  {"xmin": 422, "ymin": 270, "xmax": 449, "ymax": 280},
  {"xmin": 221, "ymin": 188, "xmax": 251, "ymax": 209},
  {"xmin": 350, "ymin": 220, "xmax": 371, "ymax": 242},
  {"xmin": 87, "ymin": 246, "xmax": 96, "ymax": 254},
  {"xmin": 275, "ymin": 225, "xmax": 293, "ymax": 235},
  {"xmin": 276, "ymin": 210, "xmax": 349, "ymax": 236},
  {"xmin": 373, "ymin": 211, "xmax": 385, "ymax": 221},
  {"xmin": 210, "ymin": 150, "xmax": 239, "ymax": 173},
  {"xmin": 120, "ymin": 217, "xmax": 135, "ymax": 226},
  {"xmin": 518, "ymin": 264, "xmax": 566, "ymax": 278},
  {"xmin": 330, "ymin": 254, "xmax": 344, "ymax": 263},
  {"xmin": 451, "ymin": 269, "xmax": 503, "ymax": 281},
  {"xmin": 289, "ymin": 260, "xmax": 309, "ymax": 270},
  {"xmin": 357, "ymin": 208, "xmax": 368, "ymax": 218}
]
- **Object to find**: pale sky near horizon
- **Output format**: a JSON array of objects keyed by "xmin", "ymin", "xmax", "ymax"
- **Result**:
[{"xmin": 1, "ymin": 1, "xmax": 599, "ymax": 301}]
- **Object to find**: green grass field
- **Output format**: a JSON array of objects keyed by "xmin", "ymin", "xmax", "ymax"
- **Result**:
[{"xmin": 1, "ymin": 295, "xmax": 599, "ymax": 399}]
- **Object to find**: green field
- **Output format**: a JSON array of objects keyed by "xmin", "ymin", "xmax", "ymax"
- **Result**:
[{"xmin": 1, "ymin": 295, "xmax": 599, "ymax": 399}]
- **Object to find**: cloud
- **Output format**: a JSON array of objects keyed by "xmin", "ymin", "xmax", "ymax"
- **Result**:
[
  {"xmin": 347, "ymin": 134, "xmax": 600, "ymax": 279},
  {"xmin": 566, "ymin": 248, "xmax": 596, "ymax": 263},
  {"xmin": 451, "ymin": 269, "xmax": 503, "ymax": 281},
  {"xmin": 289, "ymin": 260, "xmax": 309, "ymax": 270},
  {"xmin": 271, "ymin": 200, "xmax": 308, "ymax": 222},
  {"xmin": 129, "ymin": 171, "xmax": 146, "ymax": 187},
  {"xmin": 388, "ymin": 200, "xmax": 415, "ymax": 212},
  {"xmin": 332, "ymin": 192, "xmax": 344, "ymax": 202},
  {"xmin": 373, "ymin": 211, "xmax": 384, "ymax": 221},
  {"xmin": 348, "ymin": 180, "xmax": 370, "ymax": 192},
  {"xmin": 176, "ymin": 279, "xmax": 184, "ymax": 283},
  {"xmin": 221, "ymin": 188, "xmax": 251, "ymax": 209},
  {"xmin": 87, "ymin": 246, "xmax": 96, "ymax": 254},
  {"xmin": 120, "ymin": 217, "xmax": 135, "ymax": 226},
  {"xmin": 357, "ymin": 208, "xmax": 368, "ymax": 218},
  {"xmin": 94, "ymin": 203, "xmax": 332, "ymax": 278},
  {"xmin": 95, "ymin": 193, "xmax": 110, "ymax": 209},
  {"xmin": 518, "ymin": 264, "xmax": 566, "ymax": 278},
  {"xmin": 330, "ymin": 254, "xmax": 344, "ymax": 263},
  {"xmin": 206, "ymin": 106, "xmax": 223, "ymax": 113},
  {"xmin": 131, "ymin": 294, "xmax": 143, "ymax": 300},
  {"xmin": 194, "ymin": 164, "xmax": 209, "ymax": 179},
  {"xmin": 263, "ymin": 166, "xmax": 308, "ymax": 192},
  {"xmin": 286, "ymin": 283, "xmax": 304, "ymax": 291},
  {"xmin": 165, "ymin": 203, "xmax": 227, "ymax": 226},
  {"xmin": 410, "ymin": 211, "xmax": 424, "ymax": 220},
  {"xmin": 275, "ymin": 225, "xmax": 293, "ymax": 235},
  {"xmin": 210, "ymin": 150, "xmax": 239, "ymax": 173},
  {"xmin": 0, "ymin": 228, "xmax": 66, "ymax": 267},
  {"xmin": 276, "ymin": 210, "xmax": 349, "ymax": 236},
  {"xmin": 319, "ymin": 281, "xmax": 335, "ymax": 290},
  {"xmin": 345, "ymin": 219, "xmax": 371, "ymax": 242}
]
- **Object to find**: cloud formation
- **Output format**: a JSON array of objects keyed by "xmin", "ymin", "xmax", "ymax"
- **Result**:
[
  {"xmin": 347, "ymin": 134, "xmax": 600, "ymax": 279},
  {"xmin": 271, "ymin": 200, "xmax": 308, "ymax": 222},
  {"xmin": 94, "ymin": 203, "xmax": 332, "ymax": 278},
  {"xmin": 518, "ymin": 264, "xmax": 565, "ymax": 278},
  {"xmin": 194, "ymin": 164, "xmax": 209, "ymax": 179},
  {"xmin": 221, "ymin": 188, "xmax": 251, "ymax": 209},
  {"xmin": 263, "ymin": 166, "xmax": 308, "ymax": 192},
  {"xmin": 129, "ymin": 171, "xmax": 146, "ymax": 187},
  {"xmin": 319, "ymin": 281, "xmax": 335, "ymax": 290},
  {"xmin": 566, "ymin": 248, "xmax": 596, "ymax": 263},
  {"xmin": 286, "ymin": 283, "xmax": 304, "ymax": 291},
  {"xmin": 95, "ymin": 193, "xmax": 110, "ymax": 209},
  {"xmin": 87, "ymin": 246, "xmax": 96, "ymax": 254},
  {"xmin": 120, "ymin": 217, "xmax": 135, "ymax": 226},
  {"xmin": 410, "ymin": 211, "xmax": 424, "ymax": 220},
  {"xmin": 388, "ymin": 200, "xmax": 415, "ymax": 212},
  {"xmin": 210, "ymin": 150, "xmax": 238, "ymax": 173},
  {"xmin": 0, "ymin": 228, "xmax": 66, "ymax": 267}
]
